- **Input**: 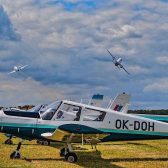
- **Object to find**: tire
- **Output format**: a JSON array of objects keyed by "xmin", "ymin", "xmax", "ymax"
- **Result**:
[
  {"xmin": 43, "ymin": 140, "xmax": 50, "ymax": 146},
  {"xmin": 5, "ymin": 139, "xmax": 13, "ymax": 145},
  {"xmin": 65, "ymin": 152, "xmax": 78, "ymax": 163},
  {"xmin": 10, "ymin": 151, "xmax": 21, "ymax": 159}
]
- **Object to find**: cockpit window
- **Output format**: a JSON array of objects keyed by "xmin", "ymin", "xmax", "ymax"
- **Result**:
[
  {"xmin": 53, "ymin": 103, "xmax": 81, "ymax": 121},
  {"xmin": 40, "ymin": 101, "xmax": 62, "ymax": 120},
  {"xmin": 83, "ymin": 108, "xmax": 106, "ymax": 121}
]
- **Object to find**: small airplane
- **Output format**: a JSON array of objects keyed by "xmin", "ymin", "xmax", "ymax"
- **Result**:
[
  {"xmin": 1, "ymin": 93, "xmax": 168, "ymax": 163},
  {"xmin": 3, "ymin": 104, "xmax": 47, "ymax": 145},
  {"xmin": 8, "ymin": 65, "xmax": 28, "ymax": 75},
  {"xmin": 3, "ymin": 93, "xmax": 128, "ymax": 146},
  {"xmin": 106, "ymin": 49, "xmax": 130, "ymax": 75}
]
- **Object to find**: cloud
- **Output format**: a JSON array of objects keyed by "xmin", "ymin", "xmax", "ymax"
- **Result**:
[
  {"xmin": 112, "ymin": 25, "xmax": 142, "ymax": 39},
  {"xmin": 0, "ymin": 5, "xmax": 21, "ymax": 41},
  {"xmin": 0, "ymin": 73, "xmax": 66, "ymax": 106},
  {"xmin": 144, "ymin": 78, "xmax": 168, "ymax": 93},
  {"xmin": 156, "ymin": 56, "xmax": 168, "ymax": 64},
  {"xmin": 0, "ymin": 0, "xmax": 167, "ymax": 109},
  {"xmin": 127, "ymin": 65, "xmax": 148, "ymax": 74}
]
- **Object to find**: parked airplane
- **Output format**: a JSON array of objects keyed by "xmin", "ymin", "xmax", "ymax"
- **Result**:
[
  {"xmin": 1, "ymin": 96, "xmax": 168, "ymax": 163},
  {"xmin": 3, "ymin": 93, "xmax": 129, "ymax": 146},
  {"xmin": 4, "ymin": 104, "xmax": 47, "ymax": 145},
  {"xmin": 106, "ymin": 49, "xmax": 130, "ymax": 75},
  {"xmin": 8, "ymin": 65, "xmax": 28, "ymax": 75}
]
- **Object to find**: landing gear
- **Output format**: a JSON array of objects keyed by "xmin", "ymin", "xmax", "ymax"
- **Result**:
[
  {"xmin": 59, "ymin": 148, "xmax": 69, "ymax": 157},
  {"xmin": 60, "ymin": 143, "xmax": 78, "ymax": 163},
  {"xmin": 10, "ymin": 151, "xmax": 21, "ymax": 159},
  {"xmin": 65, "ymin": 152, "xmax": 78, "ymax": 163},
  {"xmin": 10, "ymin": 141, "xmax": 22, "ymax": 159},
  {"xmin": 5, "ymin": 135, "xmax": 13, "ymax": 145},
  {"xmin": 37, "ymin": 140, "xmax": 50, "ymax": 146},
  {"xmin": 5, "ymin": 138, "xmax": 13, "ymax": 145},
  {"xmin": 91, "ymin": 143, "xmax": 98, "ymax": 151}
]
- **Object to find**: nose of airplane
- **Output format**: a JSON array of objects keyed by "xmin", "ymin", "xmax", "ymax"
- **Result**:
[{"xmin": 0, "ymin": 109, "xmax": 3, "ymax": 119}]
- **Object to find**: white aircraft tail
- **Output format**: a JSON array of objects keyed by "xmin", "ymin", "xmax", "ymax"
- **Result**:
[
  {"xmin": 89, "ymin": 94, "xmax": 104, "ymax": 107},
  {"xmin": 108, "ymin": 92, "xmax": 131, "ymax": 113}
]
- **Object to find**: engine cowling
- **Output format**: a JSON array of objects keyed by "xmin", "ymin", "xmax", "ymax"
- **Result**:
[
  {"xmin": 117, "ymin": 58, "xmax": 122, "ymax": 64},
  {"xmin": 14, "ymin": 66, "xmax": 18, "ymax": 71}
]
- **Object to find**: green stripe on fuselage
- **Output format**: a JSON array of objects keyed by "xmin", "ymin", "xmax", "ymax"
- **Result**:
[
  {"xmin": 1, "ymin": 123, "xmax": 168, "ymax": 137},
  {"xmin": 139, "ymin": 115, "xmax": 168, "ymax": 122},
  {"xmin": 0, "ymin": 123, "xmax": 57, "ymax": 129}
]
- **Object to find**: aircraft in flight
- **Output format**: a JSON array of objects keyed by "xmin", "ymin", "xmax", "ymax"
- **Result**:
[
  {"xmin": 8, "ymin": 65, "xmax": 28, "ymax": 75},
  {"xmin": 1, "ymin": 94, "xmax": 168, "ymax": 163},
  {"xmin": 106, "ymin": 49, "xmax": 130, "ymax": 75}
]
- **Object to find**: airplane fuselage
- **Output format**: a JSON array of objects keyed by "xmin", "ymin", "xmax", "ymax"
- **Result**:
[{"xmin": 1, "ymin": 100, "xmax": 168, "ymax": 143}]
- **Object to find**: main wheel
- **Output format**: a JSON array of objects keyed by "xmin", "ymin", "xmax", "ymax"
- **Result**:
[
  {"xmin": 10, "ymin": 151, "xmax": 21, "ymax": 159},
  {"xmin": 43, "ymin": 140, "xmax": 50, "ymax": 146},
  {"xmin": 5, "ymin": 139, "xmax": 13, "ymax": 145},
  {"xmin": 65, "ymin": 152, "xmax": 78, "ymax": 163}
]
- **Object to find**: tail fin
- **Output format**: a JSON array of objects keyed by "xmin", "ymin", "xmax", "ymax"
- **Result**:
[
  {"xmin": 108, "ymin": 92, "xmax": 131, "ymax": 113},
  {"xmin": 89, "ymin": 94, "xmax": 104, "ymax": 107}
]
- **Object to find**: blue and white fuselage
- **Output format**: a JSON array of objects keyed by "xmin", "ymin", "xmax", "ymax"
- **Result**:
[{"xmin": 1, "ymin": 100, "xmax": 168, "ymax": 142}]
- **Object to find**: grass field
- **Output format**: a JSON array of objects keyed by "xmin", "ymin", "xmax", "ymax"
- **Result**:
[{"xmin": 0, "ymin": 134, "xmax": 168, "ymax": 168}]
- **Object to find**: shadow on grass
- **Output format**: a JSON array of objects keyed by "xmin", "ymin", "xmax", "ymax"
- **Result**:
[
  {"xmin": 23, "ymin": 150, "xmax": 122, "ymax": 168},
  {"xmin": 77, "ymin": 150, "xmax": 121, "ymax": 168},
  {"xmin": 112, "ymin": 157, "xmax": 168, "ymax": 162},
  {"xmin": 126, "ymin": 142, "xmax": 158, "ymax": 149}
]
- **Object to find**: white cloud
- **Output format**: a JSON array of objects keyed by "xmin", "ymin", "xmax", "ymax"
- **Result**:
[
  {"xmin": 0, "ymin": 73, "xmax": 66, "ymax": 106},
  {"xmin": 144, "ymin": 78, "xmax": 168, "ymax": 93},
  {"xmin": 156, "ymin": 56, "xmax": 168, "ymax": 64},
  {"xmin": 112, "ymin": 25, "xmax": 142, "ymax": 39},
  {"xmin": 127, "ymin": 65, "xmax": 148, "ymax": 74},
  {"xmin": 0, "ymin": 0, "xmax": 167, "ymax": 108}
]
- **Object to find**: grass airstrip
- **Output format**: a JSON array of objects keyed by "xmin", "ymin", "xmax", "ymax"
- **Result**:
[{"xmin": 0, "ymin": 134, "xmax": 168, "ymax": 168}]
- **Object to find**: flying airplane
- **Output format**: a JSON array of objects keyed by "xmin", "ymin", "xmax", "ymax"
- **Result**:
[
  {"xmin": 106, "ymin": 49, "xmax": 130, "ymax": 75},
  {"xmin": 8, "ymin": 65, "xmax": 28, "ymax": 75},
  {"xmin": 1, "ymin": 96, "xmax": 168, "ymax": 163}
]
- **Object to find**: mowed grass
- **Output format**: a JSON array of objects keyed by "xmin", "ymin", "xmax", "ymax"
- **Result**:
[{"xmin": 0, "ymin": 134, "xmax": 168, "ymax": 168}]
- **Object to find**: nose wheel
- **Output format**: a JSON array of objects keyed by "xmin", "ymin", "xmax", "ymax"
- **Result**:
[
  {"xmin": 10, "ymin": 141, "xmax": 23, "ymax": 159},
  {"xmin": 5, "ymin": 138, "xmax": 13, "ymax": 145},
  {"xmin": 10, "ymin": 151, "xmax": 21, "ymax": 159}
]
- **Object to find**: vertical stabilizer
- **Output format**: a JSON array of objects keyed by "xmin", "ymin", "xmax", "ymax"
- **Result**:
[{"xmin": 108, "ymin": 92, "xmax": 131, "ymax": 113}]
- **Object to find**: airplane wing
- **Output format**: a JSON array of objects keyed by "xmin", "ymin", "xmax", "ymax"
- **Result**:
[
  {"xmin": 8, "ymin": 70, "xmax": 16, "ymax": 75},
  {"xmin": 20, "ymin": 65, "xmax": 28, "ymax": 70},
  {"xmin": 106, "ymin": 49, "xmax": 116, "ymax": 62},
  {"xmin": 119, "ymin": 63, "xmax": 130, "ymax": 75},
  {"xmin": 41, "ymin": 124, "xmax": 105, "ymax": 142},
  {"xmin": 122, "ymin": 65, "xmax": 130, "ymax": 75}
]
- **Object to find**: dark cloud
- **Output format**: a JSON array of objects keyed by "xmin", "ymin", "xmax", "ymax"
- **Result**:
[{"xmin": 0, "ymin": 5, "xmax": 21, "ymax": 41}]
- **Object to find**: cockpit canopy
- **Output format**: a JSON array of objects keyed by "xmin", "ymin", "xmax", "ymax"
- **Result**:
[
  {"xmin": 40, "ymin": 101, "xmax": 62, "ymax": 120},
  {"xmin": 40, "ymin": 100, "xmax": 106, "ymax": 122}
]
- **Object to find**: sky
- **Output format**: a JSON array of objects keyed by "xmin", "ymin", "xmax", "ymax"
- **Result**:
[{"xmin": 0, "ymin": 0, "xmax": 168, "ymax": 109}]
